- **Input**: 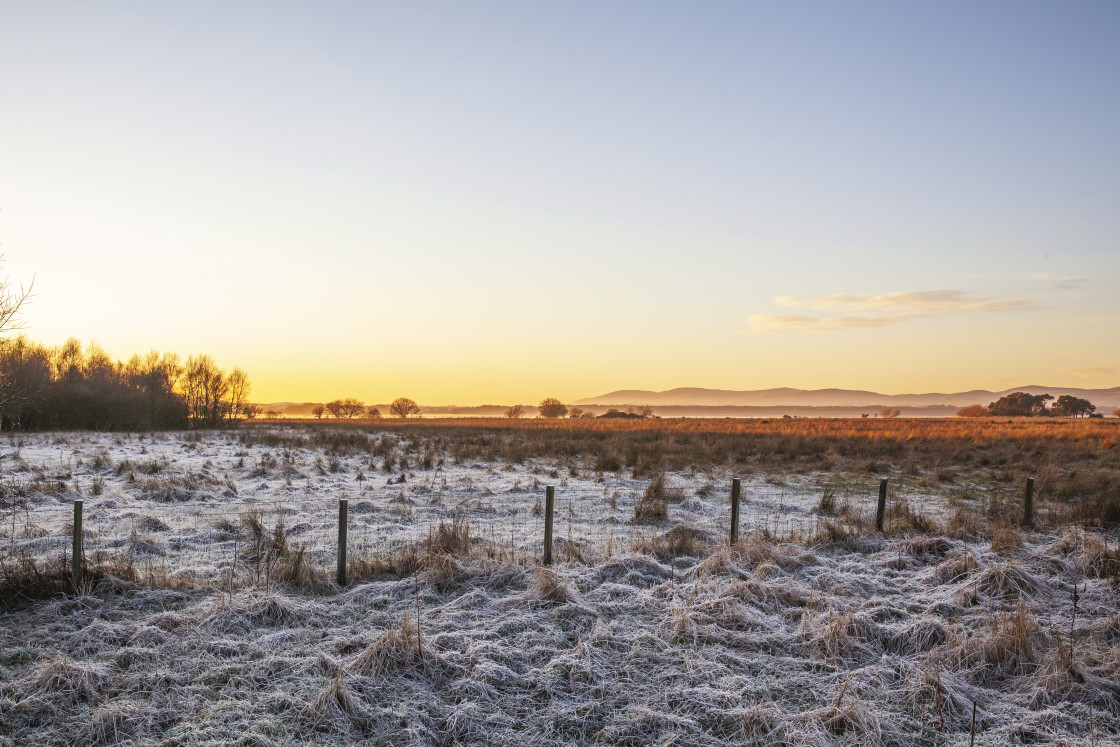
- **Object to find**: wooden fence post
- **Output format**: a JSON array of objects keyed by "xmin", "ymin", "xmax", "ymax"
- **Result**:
[
  {"xmin": 72, "ymin": 499, "xmax": 83, "ymax": 592},
  {"xmin": 730, "ymin": 478, "xmax": 742, "ymax": 545},
  {"xmin": 337, "ymin": 498, "xmax": 348, "ymax": 586},
  {"xmin": 875, "ymin": 479, "xmax": 888, "ymax": 534},
  {"xmin": 1023, "ymin": 477, "xmax": 1034, "ymax": 527},
  {"xmin": 543, "ymin": 486, "xmax": 555, "ymax": 566}
]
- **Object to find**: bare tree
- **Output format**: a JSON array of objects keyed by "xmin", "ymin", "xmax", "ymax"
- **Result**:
[
  {"xmin": 390, "ymin": 397, "xmax": 420, "ymax": 419},
  {"xmin": 505, "ymin": 404, "xmax": 524, "ymax": 419},
  {"xmin": 226, "ymin": 367, "xmax": 251, "ymax": 425},
  {"xmin": 183, "ymin": 354, "xmax": 230, "ymax": 427},
  {"xmin": 367, "ymin": 406, "xmax": 382, "ymax": 419},
  {"xmin": 0, "ymin": 256, "xmax": 33, "ymax": 340},
  {"xmin": 568, "ymin": 406, "xmax": 583, "ymax": 419},
  {"xmin": 325, "ymin": 400, "xmax": 344, "ymax": 418},
  {"xmin": 337, "ymin": 397, "xmax": 365, "ymax": 419},
  {"xmin": 537, "ymin": 397, "xmax": 568, "ymax": 419},
  {"xmin": 311, "ymin": 405, "xmax": 325, "ymax": 419}
]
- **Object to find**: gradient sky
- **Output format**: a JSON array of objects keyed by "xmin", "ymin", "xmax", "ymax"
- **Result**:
[{"xmin": 2, "ymin": 1, "xmax": 1118, "ymax": 404}]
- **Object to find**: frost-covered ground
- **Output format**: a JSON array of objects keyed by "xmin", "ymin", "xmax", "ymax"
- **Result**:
[
  {"xmin": 1, "ymin": 429, "xmax": 1117, "ymax": 745},
  {"xmin": 1, "ymin": 429, "xmax": 947, "ymax": 584}
]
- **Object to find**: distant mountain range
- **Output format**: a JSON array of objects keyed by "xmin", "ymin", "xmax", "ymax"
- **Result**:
[{"xmin": 573, "ymin": 386, "xmax": 1120, "ymax": 409}]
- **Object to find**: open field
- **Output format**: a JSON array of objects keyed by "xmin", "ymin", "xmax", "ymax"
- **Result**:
[{"xmin": 1, "ymin": 420, "xmax": 1118, "ymax": 745}]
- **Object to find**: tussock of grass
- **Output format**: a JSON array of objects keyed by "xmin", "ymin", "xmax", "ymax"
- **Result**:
[
  {"xmin": 920, "ymin": 551, "xmax": 980, "ymax": 585},
  {"xmin": 964, "ymin": 560, "xmax": 1048, "ymax": 603},
  {"xmin": 594, "ymin": 554, "xmax": 673, "ymax": 586},
  {"xmin": 23, "ymin": 655, "xmax": 108, "ymax": 703},
  {"xmin": 635, "ymin": 524, "xmax": 714, "ymax": 561},
  {"xmin": 203, "ymin": 593, "xmax": 306, "ymax": 631},
  {"xmin": 76, "ymin": 698, "xmax": 145, "ymax": 746},
  {"xmin": 990, "ymin": 516, "xmax": 1024, "ymax": 554},
  {"xmin": 955, "ymin": 602, "xmax": 1041, "ymax": 678},
  {"xmin": 889, "ymin": 616, "xmax": 949, "ymax": 655},
  {"xmin": 351, "ymin": 614, "xmax": 424, "ymax": 675},
  {"xmin": 633, "ymin": 474, "xmax": 671, "ymax": 523},
  {"xmin": 802, "ymin": 608, "xmax": 886, "ymax": 664},
  {"xmin": 524, "ymin": 568, "xmax": 577, "ymax": 605}
]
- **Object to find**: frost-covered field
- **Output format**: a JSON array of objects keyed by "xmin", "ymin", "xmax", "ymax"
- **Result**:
[
  {"xmin": 1, "ymin": 428, "xmax": 1118, "ymax": 745},
  {"xmin": 1, "ymin": 428, "xmax": 929, "ymax": 583}
]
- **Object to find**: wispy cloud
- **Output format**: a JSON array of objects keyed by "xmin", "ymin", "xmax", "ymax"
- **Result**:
[
  {"xmin": 745, "ymin": 289, "xmax": 1031, "ymax": 334},
  {"xmin": 1031, "ymin": 272, "xmax": 1088, "ymax": 290},
  {"xmin": 1061, "ymin": 367, "xmax": 1116, "ymax": 380}
]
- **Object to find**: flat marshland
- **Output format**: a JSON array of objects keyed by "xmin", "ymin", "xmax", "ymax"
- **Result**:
[{"xmin": 1, "ymin": 418, "xmax": 1118, "ymax": 745}]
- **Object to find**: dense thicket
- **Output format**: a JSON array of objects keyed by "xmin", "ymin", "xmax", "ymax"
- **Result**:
[{"xmin": 0, "ymin": 336, "xmax": 251, "ymax": 430}]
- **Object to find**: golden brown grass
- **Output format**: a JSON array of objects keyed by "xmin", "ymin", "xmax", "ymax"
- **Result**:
[{"xmin": 242, "ymin": 418, "xmax": 1120, "ymax": 523}]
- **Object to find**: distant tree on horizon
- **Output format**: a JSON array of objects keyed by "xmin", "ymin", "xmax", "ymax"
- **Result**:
[
  {"xmin": 988, "ymin": 392, "xmax": 1053, "ymax": 417},
  {"xmin": 537, "ymin": 397, "xmax": 568, "ymax": 419},
  {"xmin": 956, "ymin": 404, "xmax": 987, "ymax": 417},
  {"xmin": 336, "ymin": 397, "xmax": 365, "ymax": 419},
  {"xmin": 390, "ymin": 397, "xmax": 420, "ymax": 419},
  {"xmin": 505, "ymin": 404, "xmax": 524, "ymax": 419},
  {"xmin": 879, "ymin": 407, "xmax": 901, "ymax": 418},
  {"xmin": 1051, "ymin": 395, "xmax": 1096, "ymax": 418},
  {"xmin": 367, "ymin": 406, "xmax": 382, "ymax": 419},
  {"xmin": 311, "ymin": 405, "xmax": 325, "ymax": 419}
]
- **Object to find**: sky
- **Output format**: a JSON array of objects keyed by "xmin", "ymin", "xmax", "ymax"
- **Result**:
[{"xmin": 1, "ymin": 1, "xmax": 1118, "ymax": 405}]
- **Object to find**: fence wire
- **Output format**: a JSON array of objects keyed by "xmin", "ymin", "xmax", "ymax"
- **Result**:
[{"xmin": 1, "ymin": 477, "xmax": 987, "ymax": 589}]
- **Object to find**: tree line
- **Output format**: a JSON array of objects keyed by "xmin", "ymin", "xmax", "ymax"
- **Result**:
[
  {"xmin": 0, "ymin": 336, "xmax": 253, "ymax": 430},
  {"xmin": 957, "ymin": 392, "xmax": 1102, "ymax": 418},
  {"xmin": 305, "ymin": 397, "xmax": 421, "ymax": 420}
]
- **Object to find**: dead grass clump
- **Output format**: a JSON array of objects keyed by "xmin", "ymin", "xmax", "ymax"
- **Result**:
[
  {"xmin": 525, "ymin": 567, "xmax": 577, "ymax": 605},
  {"xmin": 958, "ymin": 602, "xmax": 1041, "ymax": 677},
  {"xmin": 921, "ymin": 551, "xmax": 980, "ymax": 586},
  {"xmin": 275, "ymin": 546, "xmax": 322, "ymax": 589},
  {"xmin": 135, "ymin": 515, "xmax": 170, "ymax": 532},
  {"xmin": 204, "ymin": 593, "xmax": 306, "ymax": 630},
  {"xmin": 75, "ymin": 698, "xmax": 144, "ymax": 746},
  {"xmin": 594, "ymin": 554, "xmax": 673, "ymax": 587},
  {"xmin": 989, "ymin": 515, "xmax": 1024, "ymax": 555},
  {"xmin": 126, "ymin": 530, "xmax": 167, "ymax": 558},
  {"xmin": 965, "ymin": 560, "xmax": 1048, "ymax": 603},
  {"xmin": 1064, "ymin": 493, "xmax": 1120, "ymax": 527},
  {"xmin": 804, "ymin": 609, "xmax": 885, "ymax": 664},
  {"xmin": 1046, "ymin": 528, "xmax": 1120, "ymax": 581},
  {"xmin": 889, "ymin": 616, "xmax": 949, "ymax": 655},
  {"xmin": 426, "ymin": 517, "xmax": 473, "ymax": 557},
  {"xmin": 722, "ymin": 702, "xmax": 794, "ymax": 744},
  {"xmin": 24, "ymin": 655, "xmax": 109, "ymax": 703},
  {"xmin": 310, "ymin": 671, "xmax": 372, "ymax": 734},
  {"xmin": 351, "ymin": 614, "xmax": 424, "ymax": 675},
  {"xmin": 1, "ymin": 554, "xmax": 139, "ymax": 603},
  {"xmin": 888, "ymin": 497, "xmax": 938, "ymax": 534},
  {"xmin": 636, "ymin": 524, "xmax": 713, "ymax": 560},
  {"xmin": 730, "ymin": 532, "xmax": 800, "ymax": 572},
  {"xmin": 947, "ymin": 504, "xmax": 983, "ymax": 538},
  {"xmin": 0, "ymin": 555, "xmax": 74, "ymax": 601},
  {"xmin": 632, "ymin": 476, "xmax": 670, "ymax": 523},
  {"xmin": 816, "ymin": 489, "xmax": 837, "ymax": 515},
  {"xmin": 796, "ymin": 697, "xmax": 887, "ymax": 742},
  {"xmin": 902, "ymin": 535, "xmax": 955, "ymax": 560},
  {"xmin": 900, "ymin": 664, "xmax": 977, "ymax": 732}
]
